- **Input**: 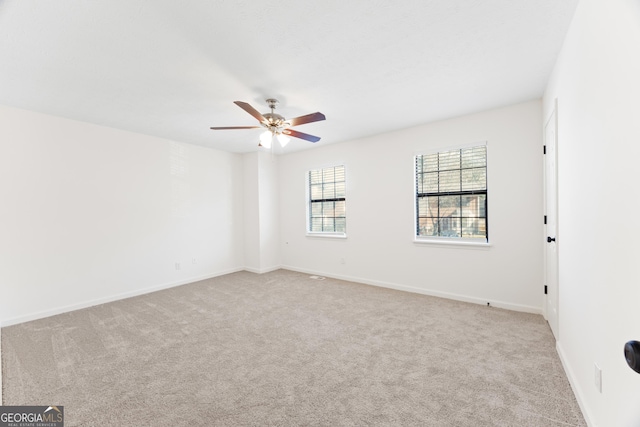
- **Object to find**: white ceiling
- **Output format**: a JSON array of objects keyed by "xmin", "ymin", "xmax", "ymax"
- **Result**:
[{"xmin": 0, "ymin": 0, "xmax": 579, "ymax": 154}]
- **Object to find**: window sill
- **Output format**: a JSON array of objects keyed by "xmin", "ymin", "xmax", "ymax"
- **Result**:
[
  {"xmin": 306, "ymin": 233, "xmax": 347, "ymax": 239},
  {"xmin": 413, "ymin": 237, "xmax": 491, "ymax": 249}
]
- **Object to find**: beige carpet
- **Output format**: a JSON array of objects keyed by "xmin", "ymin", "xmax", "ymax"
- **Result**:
[{"xmin": 2, "ymin": 269, "xmax": 585, "ymax": 426}]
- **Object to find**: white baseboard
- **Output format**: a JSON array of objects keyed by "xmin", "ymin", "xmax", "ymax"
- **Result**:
[
  {"xmin": 556, "ymin": 341, "xmax": 595, "ymax": 427},
  {"xmin": 1, "ymin": 264, "xmax": 541, "ymax": 326},
  {"xmin": 243, "ymin": 265, "xmax": 282, "ymax": 274},
  {"xmin": 0, "ymin": 265, "xmax": 542, "ymax": 327},
  {"xmin": 0, "ymin": 267, "xmax": 244, "ymax": 327},
  {"xmin": 280, "ymin": 265, "xmax": 542, "ymax": 315}
]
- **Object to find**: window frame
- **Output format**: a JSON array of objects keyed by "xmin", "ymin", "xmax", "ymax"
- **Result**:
[
  {"xmin": 413, "ymin": 142, "xmax": 490, "ymax": 246},
  {"xmin": 306, "ymin": 164, "xmax": 347, "ymax": 238}
]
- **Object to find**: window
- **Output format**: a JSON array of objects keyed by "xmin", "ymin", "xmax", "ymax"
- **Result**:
[
  {"xmin": 308, "ymin": 165, "xmax": 346, "ymax": 235},
  {"xmin": 415, "ymin": 145, "xmax": 488, "ymax": 242}
]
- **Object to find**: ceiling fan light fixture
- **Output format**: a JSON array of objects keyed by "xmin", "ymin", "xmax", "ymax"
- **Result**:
[
  {"xmin": 260, "ymin": 130, "xmax": 272, "ymax": 148},
  {"xmin": 277, "ymin": 133, "xmax": 290, "ymax": 147}
]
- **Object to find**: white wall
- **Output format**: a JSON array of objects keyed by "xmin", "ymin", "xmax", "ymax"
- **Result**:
[
  {"xmin": 543, "ymin": 0, "xmax": 640, "ymax": 425},
  {"xmin": 279, "ymin": 100, "xmax": 544, "ymax": 312},
  {"xmin": 243, "ymin": 151, "xmax": 281, "ymax": 273},
  {"xmin": 257, "ymin": 152, "xmax": 281, "ymax": 271},
  {"xmin": 0, "ymin": 106, "xmax": 244, "ymax": 325},
  {"xmin": 243, "ymin": 152, "xmax": 261, "ymax": 271}
]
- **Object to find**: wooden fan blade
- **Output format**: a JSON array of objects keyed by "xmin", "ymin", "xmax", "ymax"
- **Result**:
[
  {"xmin": 234, "ymin": 101, "xmax": 266, "ymax": 123},
  {"xmin": 210, "ymin": 126, "xmax": 261, "ymax": 130},
  {"xmin": 283, "ymin": 129, "xmax": 321, "ymax": 143},
  {"xmin": 288, "ymin": 112, "xmax": 326, "ymax": 127}
]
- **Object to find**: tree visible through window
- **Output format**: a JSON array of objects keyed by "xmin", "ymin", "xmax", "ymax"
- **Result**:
[
  {"xmin": 416, "ymin": 146, "xmax": 487, "ymax": 241},
  {"xmin": 308, "ymin": 165, "xmax": 346, "ymax": 234}
]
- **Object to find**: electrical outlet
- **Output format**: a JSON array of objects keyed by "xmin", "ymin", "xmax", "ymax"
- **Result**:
[
  {"xmin": 175, "ymin": 262, "xmax": 181, "ymax": 271},
  {"xmin": 594, "ymin": 363, "xmax": 602, "ymax": 393}
]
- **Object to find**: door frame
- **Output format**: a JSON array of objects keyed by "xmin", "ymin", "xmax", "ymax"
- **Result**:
[{"xmin": 544, "ymin": 99, "xmax": 559, "ymax": 340}]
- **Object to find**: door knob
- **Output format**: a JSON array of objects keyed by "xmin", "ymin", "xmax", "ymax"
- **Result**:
[
  {"xmin": 625, "ymin": 341, "xmax": 640, "ymax": 374},
  {"xmin": 547, "ymin": 236, "xmax": 556, "ymax": 243}
]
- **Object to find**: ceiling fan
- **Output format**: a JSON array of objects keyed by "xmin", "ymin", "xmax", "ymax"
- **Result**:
[{"xmin": 210, "ymin": 99, "xmax": 326, "ymax": 148}]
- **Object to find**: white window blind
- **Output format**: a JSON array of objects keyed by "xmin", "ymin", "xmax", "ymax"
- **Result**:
[
  {"xmin": 308, "ymin": 165, "xmax": 346, "ymax": 234},
  {"xmin": 416, "ymin": 145, "xmax": 488, "ymax": 241}
]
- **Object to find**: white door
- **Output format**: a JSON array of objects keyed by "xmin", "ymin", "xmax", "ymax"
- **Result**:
[{"xmin": 545, "ymin": 105, "xmax": 559, "ymax": 340}]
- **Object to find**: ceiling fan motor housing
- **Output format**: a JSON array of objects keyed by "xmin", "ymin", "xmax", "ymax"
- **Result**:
[
  {"xmin": 263, "ymin": 99, "xmax": 290, "ymax": 134},
  {"xmin": 262, "ymin": 112, "xmax": 289, "ymax": 134}
]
